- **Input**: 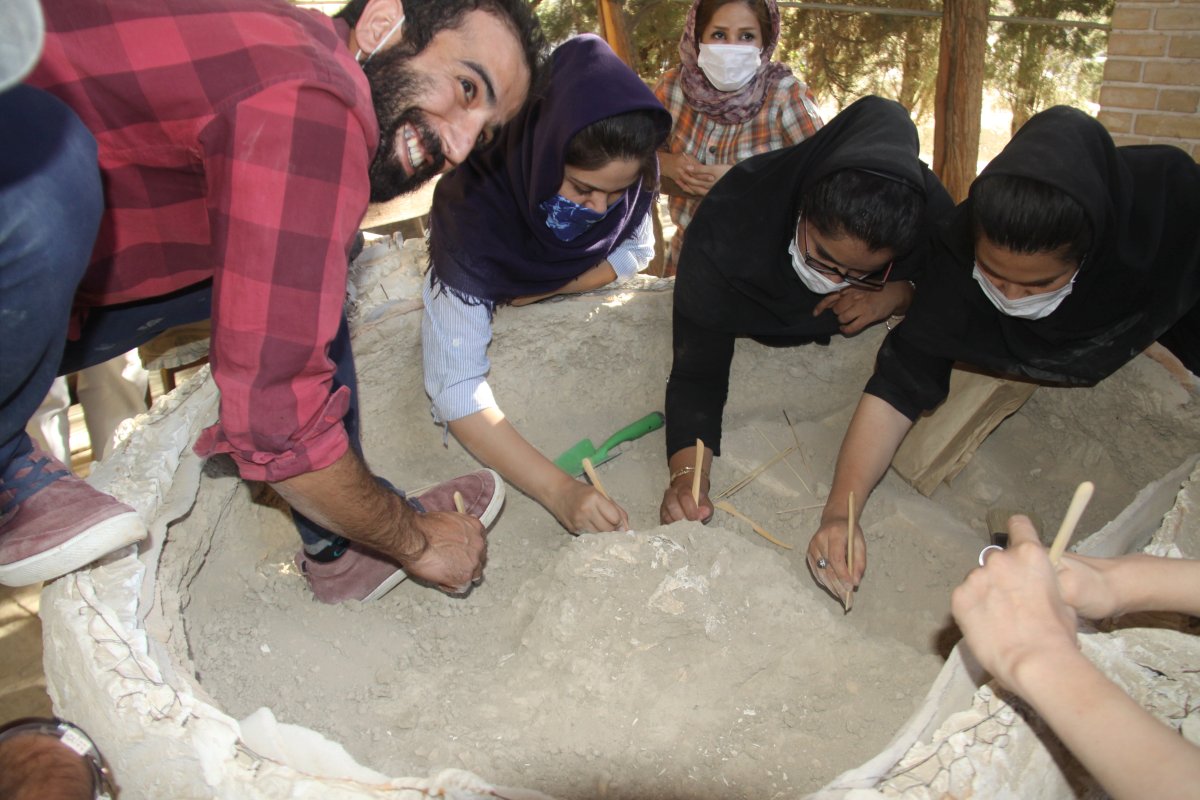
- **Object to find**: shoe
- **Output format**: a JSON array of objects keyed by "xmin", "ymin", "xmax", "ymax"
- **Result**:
[
  {"xmin": 0, "ymin": 442, "xmax": 147, "ymax": 587},
  {"xmin": 295, "ymin": 469, "xmax": 504, "ymax": 603},
  {"xmin": 408, "ymin": 468, "xmax": 504, "ymax": 526}
]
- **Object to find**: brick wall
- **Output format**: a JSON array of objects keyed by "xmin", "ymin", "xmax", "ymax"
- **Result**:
[{"xmin": 1098, "ymin": 1, "xmax": 1200, "ymax": 160}]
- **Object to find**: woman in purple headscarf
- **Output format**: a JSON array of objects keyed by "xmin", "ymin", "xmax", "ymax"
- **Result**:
[
  {"xmin": 423, "ymin": 34, "xmax": 671, "ymax": 534},
  {"xmin": 654, "ymin": 0, "xmax": 823, "ymax": 275}
]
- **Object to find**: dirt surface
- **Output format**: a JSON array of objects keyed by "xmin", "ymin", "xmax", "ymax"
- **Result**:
[{"xmin": 171, "ymin": 278, "xmax": 1200, "ymax": 799}]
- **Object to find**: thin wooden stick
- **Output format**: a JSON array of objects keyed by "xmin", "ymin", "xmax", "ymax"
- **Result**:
[
  {"xmin": 714, "ymin": 446, "xmax": 796, "ymax": 501},
  {"xmin": 582, "ymin": 457, "xmax": 610, "ymax": 499},
  {"xmin": 775, "ymin": 503, "xmax": 826, "ymax": 515},
  {"xmin": 754, "ymin": 427, "xmax": 813, "ymax": 495},
  {"xmin": 453, "ymin": 491, "xmax": 466, "ymax": 514},
  {"xmin": 782, "ymin": 410, "xmax": 818, "ymax": 493},
  {"xmin": 714, "ymin": 500, "xmax": 792, "ymax": 550},
  {"xmin": 847, "ymin": 491, "xmax": 856, "ymax": 575},
  {"xmin": 844, "ymin": 491, "xmax": 856, "ymax": 611},
  {"xmin": 1048, "ymin": 481, "xmax": 1095, "ymax": 565},
  {"xmin": 692, "ymin": 438, "xmax": 704, "ymax": 506}
]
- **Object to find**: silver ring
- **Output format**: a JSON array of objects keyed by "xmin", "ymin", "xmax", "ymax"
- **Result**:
[
  {"xmin": 816, "ymin": 558, "xmax": 828, "ymax": 569},
  {"xmin": 978, "ymin": 544, "xmax": 1004, "ymax": 567}
]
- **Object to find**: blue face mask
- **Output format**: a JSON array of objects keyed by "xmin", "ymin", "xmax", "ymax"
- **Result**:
[{"xmin": 539, "ymin": 194, "xmax": 610, "ymax": 242}]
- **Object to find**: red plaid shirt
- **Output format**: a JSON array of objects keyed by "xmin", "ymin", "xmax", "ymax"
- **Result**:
[
  {"xmin": 29, "ymin": 0, "xmax": 378, "ymax": 482},
  {"xmin": 654, "ymin": 68, "xmax": 823, "ymax": 273}
]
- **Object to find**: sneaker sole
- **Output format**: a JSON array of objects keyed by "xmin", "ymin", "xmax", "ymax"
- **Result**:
[
  {"xmin": 475, "ymin": 469, "xmax": 505, "ymax": 528},
  {"xmin": 361, "ymin": 567, "xmax": 410, "ymax": 603},
  {"xmin": 0, "ymin": 511, "xmax": 148, "ymax": 587}
]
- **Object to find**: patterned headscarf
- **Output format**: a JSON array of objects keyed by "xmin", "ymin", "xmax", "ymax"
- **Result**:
[{"xmin": 678, "ymin": 0, "xmax": 794, "ymax": 125}]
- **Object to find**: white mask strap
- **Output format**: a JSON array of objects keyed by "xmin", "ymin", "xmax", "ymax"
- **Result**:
[{"xmin": 357, "ymin": 14, "xmax": 405, "ymax": 65}]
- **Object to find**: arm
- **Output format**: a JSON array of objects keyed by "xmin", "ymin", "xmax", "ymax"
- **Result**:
[
  {"xmin": 779, "ymin": 77, "xmax": 824, "ymax": 147},
  {"xmin": 194, "ymin": 83, "xmax": 482, "ymax": 592},
  {"xmin": 807, "ymin": 393, "xmax": 913, "ymax": 598},
  {"xmin": 273, "ymin": 449, "xmax": 485, "ymax": 593},
  {"xmin": 1015, "ymin": 650, "xmax": 1200, "ymax": 800},
  {"xmin": 448, "ymin": 409, "xmax": 629, "ymax": 533},
  {"xmin": 660, "ymin": 309, "xmax": 734, "ymax": 524},
  {"xmin": 952, "ymin": 517, "xmax": 1200, "ymax": 800},
  {"xmin": 652, "ymin": 72, "xmax": 711, "ymax": 199},
  {"xmin": 423, "ymin": 277, "xmax": 629, "ymax": 533},
  {"xmin": 509, "ymin": 261, "xmax": 617, "ymax": 306},
  {"xmin": 509, "ymin": 211, "xmax": 655, "ymax": 306},
  {"xmin": 1058, "ymin": 553, "xmax": 1200, "ymax": 618}
]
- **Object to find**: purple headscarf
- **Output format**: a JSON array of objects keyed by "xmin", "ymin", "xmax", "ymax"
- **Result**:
[
  {"xmin": 678, "ymin": 0, "xmax": 793, "ymax": 125},
  {"xmin": 429, "ymin": 35, "xmax": 671, "ymax": 306}
]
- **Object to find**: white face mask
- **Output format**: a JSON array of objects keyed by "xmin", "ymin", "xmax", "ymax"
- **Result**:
[
  {"xmin": 788, "ymin": 236, "xmax": 847, "ymax": 295},
  {"xmin": 356, "ymin": 15, "xmax": 405, "ymax": 65},
  {"xmin": 972, "ymin": 262, "xmax": 1075, "ymax": 320},
  {"xmin": 697, "ymin": 43, "xmax": 761, "ymax": 92}
]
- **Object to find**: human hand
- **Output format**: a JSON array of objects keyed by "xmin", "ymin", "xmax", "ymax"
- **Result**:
[
  {"xmin": 549, "ymin": 478, "xmax": 630, "ymax": 533},
  {"xmin": 689, "ymin": 162, "xmax": 732, "ymax": 194},
  {"xmin": 951, "ymin": 515, "xmax": 1080, "ymax": 692},
  {"xmin": 659, "ymin": 471, "xmax": 713, "ymax": 524},
  {"xmin": 806, "ymin": 517, "xmax": 866, "ymax": 601},
  {"xmin": 659, "ymin": 151, "xmax": 716, "ymax": 196},
  {"xmin": 813, "ymin": 281, "xmax": 910, "ymax": 335},
  {"xmin": 1057, "ymin": 553, "xmax": 1135, "ymax": 619},
  {"xmin": 398, "ymin": 511, "xmax": 487, "ymax": 595}
]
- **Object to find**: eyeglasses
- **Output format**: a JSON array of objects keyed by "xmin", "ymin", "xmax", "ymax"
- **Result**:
[{"xmin": 799, "ymin": 218, "xmax": 893, "ymax": 291}]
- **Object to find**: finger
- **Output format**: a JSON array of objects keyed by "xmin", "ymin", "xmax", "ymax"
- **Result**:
[
  {"xmin": 661, "ymin": 493, "xmax": 685, "ymax": 524},
  {"xmin": 813, "ymin": 295, "xmax": 837, "ymax": 316},
  {"xmin": 615, "ymin": 504, "xmax": 632, "ymax": 532},
  {"xmin": 840, "ymin": 316, "xmax": 867, "ymax": 336},
  {"xmin": 597, "ymin": 496, "xmax": 627, "ymax": 530},
  {"xmin": 1006, "ymin": 514, "xmax": 1041, "ymax": 547}
]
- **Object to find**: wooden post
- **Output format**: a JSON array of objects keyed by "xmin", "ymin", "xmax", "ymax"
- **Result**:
[
  {"xmin": 596, "ymin": 0, "xmax": 635, "ymax": 68},
  {"xmin": 932, "ymin": 0, "xmax": 988, "ymax": 203}
]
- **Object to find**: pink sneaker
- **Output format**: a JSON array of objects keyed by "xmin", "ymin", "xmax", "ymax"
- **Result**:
[
  {"xmin": 0, "ymin": 443, "xmax": 147, "ymax": 587},
  {"xmin": 295, "ymin": 469, "xmax": 504, "ymax": 603}
]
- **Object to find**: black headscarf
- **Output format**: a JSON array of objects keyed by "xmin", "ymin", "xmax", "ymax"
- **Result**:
[
  {"xmin": 428, "ymin": 35, "xmax": 671, "ymax": 306},
  {"xmin": 870, "ymin": 105, "xmax": 1200, "ymax": 419},
  {"xmin": 674, "ymin": 95, "xmax": 953, "ymax": 333}
]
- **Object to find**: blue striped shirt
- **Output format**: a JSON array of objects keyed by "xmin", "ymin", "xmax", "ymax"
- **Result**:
[{"xmin": 422, "ymin": 212, "xmax": 654, "ymax": 422}]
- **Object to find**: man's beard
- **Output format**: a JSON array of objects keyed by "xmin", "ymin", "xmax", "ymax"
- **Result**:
[{"xmin": 363, "ymin": 51, "xmax": 447, "ymax": 202}]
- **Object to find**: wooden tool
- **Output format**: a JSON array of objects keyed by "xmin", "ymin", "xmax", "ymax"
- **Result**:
[
  {"xmin": 453, "ymin": 491, "xmax": 466, "ymax": 514},
  {"xmin": 843, "ymin": 491, "xmax": 856, "ymax": 611},
  {"xmin": 692, "ymin": 439, "xmax": 704, "ymax": 505},
  {"xmin": 1048, "ymin": 481, "xmax": 1095, "ymax": 565},
  {"xmin": 714, "ymin": 500, "xmax": 791, "ymax": 549},
  {"xmin": 581, "ymin": 457, "xmax": 610, "ymax": 499}
]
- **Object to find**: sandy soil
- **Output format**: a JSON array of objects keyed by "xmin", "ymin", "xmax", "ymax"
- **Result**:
[{"xmin": 168, "ymin": 259, "xmax": 1200, "ymax": 798}]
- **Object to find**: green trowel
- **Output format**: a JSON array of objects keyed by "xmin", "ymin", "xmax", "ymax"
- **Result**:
[{"xmin": 554, "ymin": 411, "xmax": 665, "ymax": 477}]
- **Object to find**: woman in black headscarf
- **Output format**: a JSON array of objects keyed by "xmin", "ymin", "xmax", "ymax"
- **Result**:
[
  {"xmin": 424, "ymin": 34, "xmax": 671, "ymax": 534},
  {"xmin": 809, "ymin": 105, "xmax": 1200, "ymax": 603},
  {"xmin": 659, "ymin": 96, "xmax": 953, "ymax": 525}
]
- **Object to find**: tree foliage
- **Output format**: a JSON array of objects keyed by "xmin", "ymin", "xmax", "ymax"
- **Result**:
[
  {"xmin": 988, "ymin": 0, "xmax": 1113, "ymax": 134},
  {"xmin": 533, "ymin": 0, "xmax": 1111, "ymax": 125}
]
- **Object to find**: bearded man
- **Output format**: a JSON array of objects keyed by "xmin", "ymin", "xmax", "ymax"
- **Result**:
[{"xmin": 0, "ymin": 0, "xmax": 544, "ymax": 601}]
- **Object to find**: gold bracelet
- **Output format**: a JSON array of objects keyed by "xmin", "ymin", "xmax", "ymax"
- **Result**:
[{"xmin": 669, "ymin": 465, "xmax": 706, "ymax": 483}]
